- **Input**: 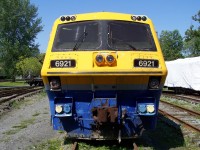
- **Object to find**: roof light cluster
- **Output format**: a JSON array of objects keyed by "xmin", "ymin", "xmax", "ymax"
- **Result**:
[
  {"xmin": 60, "ymin": 15, "xmax": 76, "ymax": 22},
  {"xmin": 131, "ymin": 15, "xmax": 147, "ymax": 21}
]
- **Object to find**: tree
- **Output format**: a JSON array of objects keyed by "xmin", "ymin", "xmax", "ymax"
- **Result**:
[
  {"xmin": 37, "ymin": 53, "xmax": 45, "ymax": 64},
  {"xmin": 159, "ymin": 30, "xmax": 183, "ymax": 61},
  {"xmin": 184, "ymin": 10, "xmax": 200, "ymax": 57},
  {"xmin": 0, "ymin": 0, "xmax": 43, "ymax": 81},
  {"xmin": 16, "ymin": 57, "xmax": 42, "ymax": 78}
]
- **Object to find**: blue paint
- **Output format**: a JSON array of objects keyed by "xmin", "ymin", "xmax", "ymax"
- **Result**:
[{"xmin": 46, "ymin": 89, "xmax": 162, "ymax": 139}]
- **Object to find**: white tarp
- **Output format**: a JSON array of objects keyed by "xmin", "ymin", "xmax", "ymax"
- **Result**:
[{"xmin": 164, "ymin": 56, "xmax": 200, "ymax": 91}]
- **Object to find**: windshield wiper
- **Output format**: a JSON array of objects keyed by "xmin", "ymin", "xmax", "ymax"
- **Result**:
[
  {"xmin": 73, "ymin": 30, "xmax": 88, "ymax": 51},
  {"xmin": 109, "ymin": 37, "xmax": 136, "ymax": 50}
]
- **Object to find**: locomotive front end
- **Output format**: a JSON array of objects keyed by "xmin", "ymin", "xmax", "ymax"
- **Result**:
[{"xmin": 41, "ymin": 12, "xmax": 167, "ymax": 140}]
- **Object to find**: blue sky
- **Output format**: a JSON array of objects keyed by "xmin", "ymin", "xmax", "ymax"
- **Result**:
[{"xmin": 30, "ymin": 0, "xmax": 200, "ymax": 53}]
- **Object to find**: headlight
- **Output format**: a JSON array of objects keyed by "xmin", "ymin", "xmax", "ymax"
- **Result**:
[
  {"xmin": 147, "ymin": 105, "xmax": 155, "ymax": 113},
  {"xmin": 106, "ymin": 54, "xmax": 115, "ymax": 65},
  {"xmin": 55, "ymin": 105, "xmax": 63, "ymax": 113},
  {"xmin": 95, "ymin": 54, "xmax": 104, "ymax": 66}
]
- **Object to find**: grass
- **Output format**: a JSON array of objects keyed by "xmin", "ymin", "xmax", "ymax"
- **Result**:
[
  {"xmin": 10, "ymin": 100, "xmax": 24, "ymax": 109},
  {"xmin": 29, "ymin": 139, "xmax": 63, "ymax": 150},
  {"xmin": 32, "ymin": 112, "xmax": 40, "ymax": 117},
  {"xmin": 0, "ymin": 81, "xmax": 27, "ymax": 87},
  {"xmin": 3, "ymin": 118, "xmax": 35, "ymax": 135},
  {"xmin": 30, "ymin": 117, "xmax": 200, "ymax": 150},
  {"xmin": 8, "ymin": 90, "xmax": 46, "ymax": 110}
]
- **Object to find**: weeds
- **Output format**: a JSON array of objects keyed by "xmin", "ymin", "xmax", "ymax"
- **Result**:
[
  {"xmin": 29, "ymin": 139, "xmax": 62, "ymax": 150},
  {"xmin": 32, "ymin": 112, "xmax": 40, "ymax": 117},
  {"xmin": 161, "ymin": 96, "xmax": 200, "ymax": 112},
  {"xmin": 3, "ymin": 118, "xmax": 35, "ymax": 135}
]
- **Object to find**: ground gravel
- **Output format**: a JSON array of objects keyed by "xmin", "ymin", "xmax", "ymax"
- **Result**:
[{"xmin": 0, "ymin": 92, "xmax": 60, "ymax": 150}]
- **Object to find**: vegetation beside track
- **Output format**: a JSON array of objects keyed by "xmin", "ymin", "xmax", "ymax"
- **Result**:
[
  {"xmin": 0, "ymin": 81, "xmax": 27, "ymax": 87},
  {"xmin": 30, "ymin": 119, "xmax": 200, "ymax": 150},
  {"xmin": 161, "ymin": 95, "xmax": 200, "ymax": 114}
]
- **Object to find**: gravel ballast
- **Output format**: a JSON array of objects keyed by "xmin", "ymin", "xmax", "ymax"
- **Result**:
[{"xmin": 0, "ymin": 93, "xmax": 60, "ymax": 150}]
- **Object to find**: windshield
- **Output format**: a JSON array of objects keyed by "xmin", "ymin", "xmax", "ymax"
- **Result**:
[
  {"xmin": 52, "ymin": 20, "xmax": 156, "ymax": 51},
  {"xmin": 108, "ymin": 21, "xmax": 156, "ymax": 51},
  {"xmin": 53, "ymin": 21, "xmax": 100, "ymax": 51}
]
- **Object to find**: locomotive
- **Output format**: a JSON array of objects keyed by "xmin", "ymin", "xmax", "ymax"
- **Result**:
[{"xmin": 41, "ymin": 12, "xmax": 167, "ymax": 141}]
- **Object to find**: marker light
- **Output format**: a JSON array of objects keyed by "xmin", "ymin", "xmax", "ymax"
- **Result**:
[
  {"xmin": 106, "ymin": 54, "xmax": 115, "ymax": 65},
  {"xmin": 142, "ymin": 16, "xmax": 147, "ymax": 21},
  {"xmin": 95, "ymin": 54, "xmax": 104, "ymax": 66},
  {"xmin": 63, "ymin": 104, "xmax": 71, "ymax": 113},
  {"xmin": 60, "ymin": 16, "xmax": 76, "ymax": 22},
  {"xmin": 70, "ymin": 16, "xmax": 76, "ymax": 21},
  {"xmin": 131, "ymin": 15, "xmax": 147, "ymax": 21},
  {"xmin": 60, "ymin": 16, "xmax": 65, "ymax": 21},
  {"xmin": 137, "ymin": 16, "xmax": 141, "ymax": 21},
  {"xmin": 66, "ymin": 16, "xmax": 71, "ymax": 21},
  {"xmin": 138, "ymin": 104, "xmax": 146, "ymax": 113},
  {"xmin": 147, "ymin": 105, "xmax": 155, "ymax": 113},
  {"xmin": 131, "ymin": 16, "xmax": 137, "ymax": 21},
  {"xmin": 55, "ymin": 105, "xmax": 63, "ymax": 113}
]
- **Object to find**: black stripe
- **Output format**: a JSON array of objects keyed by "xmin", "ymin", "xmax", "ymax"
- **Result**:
[{"xmin": 47, "ymin": 71, "xmax": 163, "ymax": 75}]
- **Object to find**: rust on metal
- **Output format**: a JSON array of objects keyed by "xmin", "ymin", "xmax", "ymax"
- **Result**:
[{"xmin": 92, "ymin": 107, "xmax": 118, "ymax": 123}]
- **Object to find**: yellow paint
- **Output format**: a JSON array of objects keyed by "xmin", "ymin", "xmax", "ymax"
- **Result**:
[
  {"xmin": 59, "ymin": 76, "xmax": 149, "ymax": 85},
  {"xmin": 41, "ymin": 12, "xmax": 167, "ymax": 86}
]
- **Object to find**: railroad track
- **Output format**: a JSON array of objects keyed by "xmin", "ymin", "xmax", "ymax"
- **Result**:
[
  {"xmin": 159, "ymin": 99, "xmax": 200, "ymax": 146},
  {"xmin": 0, "ymin": 87, "xmax": 44, "ymax": 115},
  {"xmin": 159, "ymin": 100, "xmax": 200, "ymax": 133},
  {"xmin": 162, "ymin": 92, "xmax": 200, "ymax": 104}
]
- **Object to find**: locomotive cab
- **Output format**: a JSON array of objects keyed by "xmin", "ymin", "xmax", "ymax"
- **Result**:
[{"xmin": 41, "ymin": 12, "xmax": 167, "ymax": 140}]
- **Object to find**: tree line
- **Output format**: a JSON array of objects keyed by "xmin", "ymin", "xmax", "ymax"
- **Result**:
[
  {"xmin": 0, "ymin": 0, "xmax": 43, "ymax": 81},
  {"xmin": 159, "ymin": 10, "xmax": 200, "ymax": 61},
  {"xmin": 0, "ymin": 0, "xmax": 200, "ymax": 80}
]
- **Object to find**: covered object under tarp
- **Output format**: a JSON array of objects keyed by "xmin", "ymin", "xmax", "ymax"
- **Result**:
[{"xmin": 164, "ymin": 56, "xmax": 200, "ymax": 91}]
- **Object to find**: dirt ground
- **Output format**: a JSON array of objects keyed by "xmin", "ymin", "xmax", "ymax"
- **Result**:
[{"xmin": 0, "ymin": 93, "xmax": 60, "ymax": 150}]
